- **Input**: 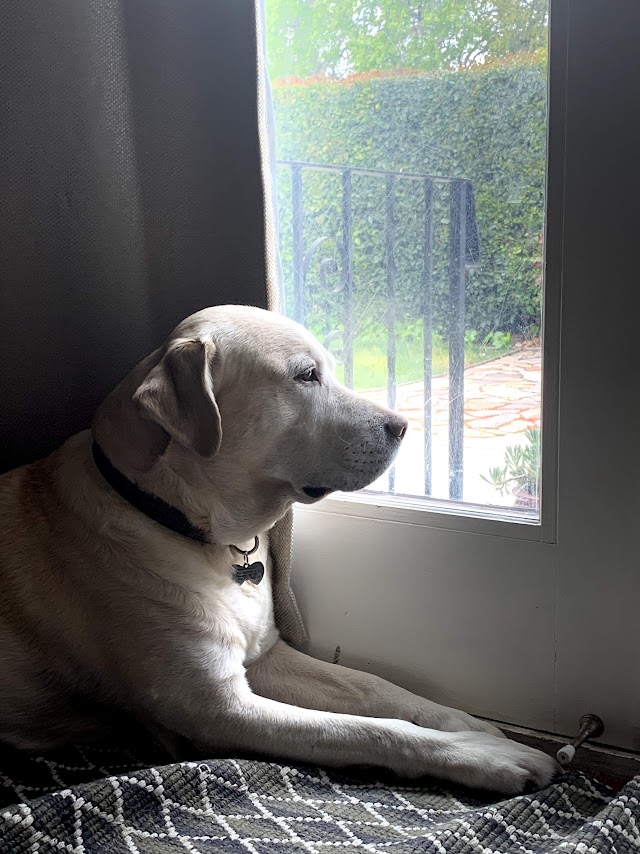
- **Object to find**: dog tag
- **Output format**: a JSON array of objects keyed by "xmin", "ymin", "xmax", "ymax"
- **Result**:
[{"xmin": 232, "ymin": 561, "xmax": 265, "ymax": 586}]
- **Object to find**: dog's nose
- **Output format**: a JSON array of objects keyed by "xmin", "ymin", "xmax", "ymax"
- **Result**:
[{"xmin": 385, "ymin": 414, "xmax": 408, "ymax": 440}]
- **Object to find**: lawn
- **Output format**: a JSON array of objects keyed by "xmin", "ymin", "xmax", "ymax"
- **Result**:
[{"xmin": 328, "ymin": 326, "xmax": 512, "ymax": 391}]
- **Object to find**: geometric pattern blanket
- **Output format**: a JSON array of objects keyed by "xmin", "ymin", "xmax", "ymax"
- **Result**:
[{"xmin": 1, "ymin": 742, "xmax": 639, "ymax": 853}]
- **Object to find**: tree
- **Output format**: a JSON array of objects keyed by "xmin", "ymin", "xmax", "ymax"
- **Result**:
[{"xmin": 266, "ymin": 0, "xmax": 548, "ymax": 80}]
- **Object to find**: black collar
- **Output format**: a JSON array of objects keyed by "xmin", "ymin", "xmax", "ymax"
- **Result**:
[{"xmin": 91, "ymin": 442, "xmax": 210, "ymax": 545}]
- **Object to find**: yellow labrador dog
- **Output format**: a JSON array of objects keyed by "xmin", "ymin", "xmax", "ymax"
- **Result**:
[{"xmin": 0, "ymin": 305, "xmax": 556, "ymax": 793}]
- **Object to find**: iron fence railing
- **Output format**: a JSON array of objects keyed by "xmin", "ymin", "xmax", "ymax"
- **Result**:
[{"xmin": 277, "ymin": 160, "xmax": 480, "ymax": 501}]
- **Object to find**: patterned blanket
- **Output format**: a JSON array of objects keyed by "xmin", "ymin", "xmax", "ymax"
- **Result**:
[{"xmin": 1, "ymin": 741, "xmax": 639, "ymax": 853}]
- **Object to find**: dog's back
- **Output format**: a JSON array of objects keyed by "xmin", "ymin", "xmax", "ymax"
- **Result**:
[{"xmin": 0, "ymin": 440, "xmax": 120, "ymax": 749}]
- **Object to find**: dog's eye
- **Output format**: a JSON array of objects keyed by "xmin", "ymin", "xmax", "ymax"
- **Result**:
[{"xmin": 296, "ymin": 366, "xmax": 320, "ymax": 384}]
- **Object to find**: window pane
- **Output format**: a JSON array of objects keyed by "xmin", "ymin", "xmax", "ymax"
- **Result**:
[{"xmin": 266, "ymin": 1, "xmax": 548, "ymax": 519}]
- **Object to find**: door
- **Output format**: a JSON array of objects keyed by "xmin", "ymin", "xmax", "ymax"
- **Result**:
[{"xmin": 264, "ymin": 0, "xmax": 640, "ymax": 749}]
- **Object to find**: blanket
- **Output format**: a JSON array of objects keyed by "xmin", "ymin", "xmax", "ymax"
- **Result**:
[{"xmin": 1, "ymin": 741, "xmax": 638, "ymax": 853}]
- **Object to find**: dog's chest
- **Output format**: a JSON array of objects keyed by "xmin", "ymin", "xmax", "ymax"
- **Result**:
[{"xmin": 175, "ymin": 538, "xmax": 278, "ymax": 666}]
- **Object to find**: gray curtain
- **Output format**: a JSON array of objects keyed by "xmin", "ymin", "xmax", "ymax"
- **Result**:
[
  {"xmin": 0, "ymin": 0, "xmax": 307, "ymax": 647},
  {"xmin": 0, "ymin": 0, "xmax": 272, "ymax": 473}
]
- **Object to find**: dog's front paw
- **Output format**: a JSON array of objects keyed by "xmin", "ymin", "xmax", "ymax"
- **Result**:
[{"xmin": 438, "ymin": 731, "xmax": 558, "ymax": 794}]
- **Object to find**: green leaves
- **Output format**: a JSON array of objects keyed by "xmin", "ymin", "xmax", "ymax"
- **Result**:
[
  {"xmin": 273, "ymin": 55, "xmax": 548, "ymax": 338},
  {"xmin": 266, "ymin": 1, "xmax": 549, "ymax": 80},
  {"xmin": 481, "ymin": 428, "xmax": 541, "ymax": 498}
]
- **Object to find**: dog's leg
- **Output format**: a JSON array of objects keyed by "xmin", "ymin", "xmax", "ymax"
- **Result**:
[
  {"xmin": 247, "ymin": 639, "xmax": 504, "ymax": 737},
  {"xmin": 157, "ymin": 656, "xmax": 555, "ymax": 794}
]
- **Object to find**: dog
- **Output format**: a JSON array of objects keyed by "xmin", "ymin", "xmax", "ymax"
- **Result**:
[{"xmin": 0, "ymin": 305, "xmax": 556, "ymax": 793}]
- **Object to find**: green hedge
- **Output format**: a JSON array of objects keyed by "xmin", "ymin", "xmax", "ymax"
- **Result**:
[{"xmin": 272, "ymin": 54, "xmax": 547, "ymax": 340}]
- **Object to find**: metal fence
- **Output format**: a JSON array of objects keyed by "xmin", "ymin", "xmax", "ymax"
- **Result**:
[{"xmin": 277, "ymin": 160, "xmax": 480, "ymax": 501}]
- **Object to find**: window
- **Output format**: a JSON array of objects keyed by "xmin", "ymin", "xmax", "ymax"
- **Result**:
[
  {"xmin": 266, "ymin": 0, "xmax": 549, "ymax": 521},
  {"xmin": 263, "ymin": 0, "xmax": 640, "ymax": 752}
]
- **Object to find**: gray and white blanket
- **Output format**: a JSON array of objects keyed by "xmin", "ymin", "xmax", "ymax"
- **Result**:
[{"xmin": 1, "ymin": 741, "xmax": 638, "ymax": 853}]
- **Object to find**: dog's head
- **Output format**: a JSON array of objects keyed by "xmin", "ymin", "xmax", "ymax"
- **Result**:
[{"xmin": 93, "ymin": 306, "xmax": 407, "ymax": 542}]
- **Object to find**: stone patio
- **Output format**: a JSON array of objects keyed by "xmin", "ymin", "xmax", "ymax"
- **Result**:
[{"xmin": 361, "ymin": 343, "xmax": 542, "ymax": 509}]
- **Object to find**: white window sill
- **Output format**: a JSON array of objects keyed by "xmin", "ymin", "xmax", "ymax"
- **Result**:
[{"xmin": 297, "ymin": 490, "xmax": 556, "ymax": 544}]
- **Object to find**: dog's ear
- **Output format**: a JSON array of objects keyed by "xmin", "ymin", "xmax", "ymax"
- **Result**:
[{"xmin": 133, "ymin": 339, "xmax": 222, "ymax": 460}]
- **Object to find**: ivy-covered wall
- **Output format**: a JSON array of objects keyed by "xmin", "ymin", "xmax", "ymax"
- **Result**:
[{"xmin": 272, "ymin": 53, "xmax": 547, "ymax": 339}]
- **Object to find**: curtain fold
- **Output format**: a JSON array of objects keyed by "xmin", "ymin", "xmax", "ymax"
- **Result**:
[{"xmin": 255, "ymin": 0, "xmax": 286, "ymax": 312}]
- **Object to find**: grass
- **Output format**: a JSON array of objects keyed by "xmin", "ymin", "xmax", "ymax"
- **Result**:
[{"xmin": 328, "ymin": 326, "xmax": 512, "ymax": 391}]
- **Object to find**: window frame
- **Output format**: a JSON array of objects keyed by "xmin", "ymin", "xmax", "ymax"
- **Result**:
[{"xmin": 267, "ymin": 1, "xmax": 565, "ymax": 543}]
